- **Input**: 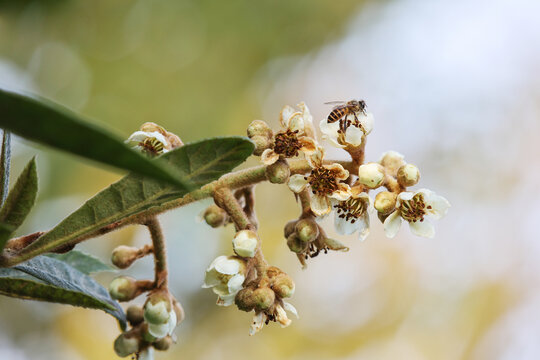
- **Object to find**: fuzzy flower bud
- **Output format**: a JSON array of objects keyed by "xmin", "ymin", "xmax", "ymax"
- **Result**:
[
  {"xmin": 374, "ymin": 191, "xmax": 397, "ymax": 215},
  {"xmin": 253, "ymin": 287, "xmax": 276, "ymax": 311},
  {"xmin": 114, "ymin": 333, "xmax": 141, "ymax": 357},
  {"xmin": 232, "ymin": 230, "xmax": 259, "ymax": 258},
  {"xmin": 144, "ymin": 293, "xmax": 172, "ymax": 325},
  {"xmin": 283, "ymin": 220, "xmax": 298, "ymax": 238},
  {"xmin": 235, "ymin": 287, "xmax": 256, "ymax": 312},
  {"xmin": 153, "ymin": 336, "xmax": 173, "ymax": 351},
  {"xmin": 109, "ymin": 276, "xmax": 138, "ymax": 302},
  {"xmin": 272, "ymin": 273, "xmax": 295, "ymax": 298},
  {"xmin": 380, "ymin": 151, "xmax": 405, "ymax": 175},
  {"xmin": 358, "ymin": 163, "xmax": 385, "ymax": 189},
  {"xmin": 203, "ymin": 204, "xmax": 228, "ymax": 228},
  {"xmin": 397, "ymin": 164, "xmax": 420, "ymax": 187},
  {"xmin": 247, "ymin": 120, "xmax": 273, "ymax": 139},
  {"xmin": 126, "ymin": 305, "xmax": 144, "ymax": 326},
  {"xmin": 265, "ymin": 159, "xmax": 290, "ymax": 184},
  {"xmin": 111, "ymin": 245, "xmax": 139, "ymax": 269},
  {"xmin": 287, "ymin": 234, "xmax": 308, "ymax": 254},
  {"xmin": 251, "ymin": 135, "xmax": 273, "ymax": 156},
  {"xmin": 295, "ymin": 219, "xmax": 319, "ymax": 243}
]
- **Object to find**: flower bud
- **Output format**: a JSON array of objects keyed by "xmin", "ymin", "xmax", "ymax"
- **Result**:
[
  {"xmin": 295, "ymin": 219, "xmax": 319, "ymax": 243},
  {"xmin": 283, "ymin": 220, "xmax": 298, "ymax": 239},
  {"xmin": 374, "ymin": 191, "xmax": 397, "ymax": 215},
  {"xmin": 203, "ymin": 204, "xmax": 228, "ymax": 228},
  {"xmin": 153, "ymin": 336, "xmax": 173, "ymax": 351},
  {"xmin": 144, "ymin": 293, "xmax": 172, "ymax": 325},
  {"xmin": 109, "ymin": 276, "xmax": 138, "ymax": 302},
  {"xmin": 235, "ymin": 287, "xmax": 256, "ymax": 312},
  {"xmin": 272, "ymin": 274, "xmax": 295, "ymax": 298},
  {"xmin": 247, "ymin": 120, "xmax": 273, "ymax": 139},
  {"xmin": 397, "ymin": 164, "xmax": 420, "ymax": 187},
  {"xmin": 253, "ymin": 287, "xmax": 276, "ymax": 311},
  {"xmin": 380, "ymin": 151, "xmax": 405, "ymax": 175},
  {"xmin": 126, "ymin": 305, "xmax": 144, "ymax": 326},
  {"xmin": 287, "ymin": 234, "xmax": 308, "ymax": 254},
  {"xmin": 111, "ymin": 245, "xmax": 139, "ymax": 269},
  {"xmin": 265, "ymin": 159, "xmax": 290, "ymax": 184},
  {"xmin": 114, "ymin": 333, "xmax": 140, "ymax": 357},
  {"xmin": 251, "ymin": 135, "xmax": 273, "ymax": 156},
  {"xmin": 358, "ymin": 163, "xmax": 385, "ymax": 189},
  {"xmin": 232, "ymin": 230, "xmax": 258, "ymax": 258}
]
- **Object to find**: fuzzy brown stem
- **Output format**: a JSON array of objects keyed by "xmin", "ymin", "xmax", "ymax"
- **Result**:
[{"xmin": 145, "ymin": 218, "xmax": 168, "ymax": 289}]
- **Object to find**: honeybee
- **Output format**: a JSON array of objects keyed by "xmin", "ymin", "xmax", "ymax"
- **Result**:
[{"xmin": 325, "ymin": 99, "xmax": 367, "ymax": 133}]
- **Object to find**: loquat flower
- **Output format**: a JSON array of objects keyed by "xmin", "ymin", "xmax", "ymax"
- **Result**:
[
  {"xmin": 332, "ymin": 187, "xmax": 372, "ymax": 241},
  {"xmin": 287, "ymin": 147, "xmax": 351, "ymax": 216},
  {"xmin": 383, "ymin": 189, "xmax": 450, "ymax": 238},
  {"xmin": 319, "ymin": 111, "xmax": 374, "ymax": 148},
  {"xmin": 202, "ymin": 256, "xmax": 247, "ymax": 306},
  {"xmin": 261, "ymin": 102, "xmax": 318, "ymax": 165}
]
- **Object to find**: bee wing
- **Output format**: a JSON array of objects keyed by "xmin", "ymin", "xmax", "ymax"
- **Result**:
[{"xmin": 324, "ymin": 101, "xmax": 346, "ymax": 105}]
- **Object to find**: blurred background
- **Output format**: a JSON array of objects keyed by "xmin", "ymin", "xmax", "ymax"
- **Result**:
[{"xmin": 1, "ymin": 0, "xmax": 540, "ymax": 359}]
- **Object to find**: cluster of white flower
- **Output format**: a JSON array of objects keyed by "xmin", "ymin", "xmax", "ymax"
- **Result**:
[
  {"xmin": 272, "ymin": 101, "xmax": 450, "ymax": 241},
  {"xmin": 203, "ymin": 229, "xmax": 298, "ymax": 335},
  {"xmin": 198, "ymin": 99, "xmax": 449, "ymax": 338}
]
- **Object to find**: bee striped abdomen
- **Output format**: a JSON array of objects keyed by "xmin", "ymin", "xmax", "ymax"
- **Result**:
[{"xmin": 327, "ymin": 108, "xmax": 347, "ymax": 123}]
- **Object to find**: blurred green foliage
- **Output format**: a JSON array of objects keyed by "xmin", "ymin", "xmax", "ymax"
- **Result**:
[{"xmin": 0, "ymin": 0, "xmax": 365, "ymax": 201}]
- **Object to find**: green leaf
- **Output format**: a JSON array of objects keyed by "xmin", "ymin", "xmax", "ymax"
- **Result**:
[
  {"xmin": 0, "ymin": 157, "xmax": 38, "ymax": 253},
  {"xmin": 0, "ymin": 88, "xmax": 192, "ymax": 190},
  {"xmin": 0, "ymin": 130, "xmax": 11, "ymax": 206},
  {"xmin": 46, "ymin": 250, "xmax": 114, "ymax": 275},
  {"xmin": 9, "ymin": 255, "xmax": 126, "ymax": 329},
  {"xmin": 19, "ymin": 136, "xmax": 254, "ymax": 258},
  {"xmin": 0, "ymin": 256, "xmax": 125, "ymax": 329}
]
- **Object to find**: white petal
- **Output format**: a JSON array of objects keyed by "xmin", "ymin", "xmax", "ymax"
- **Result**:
[
  {"xmin": 261, "ymin": 149, "xmax": 279, "ymax": 165},
  {"xmin": 214, "ymin": 257, "xmax": 241, "ymax": 275},
  {"xmin": 311, "ymin": 194, "xmax": 331, "ymax": 216},
  {"xmin": 383, "ymin": 211, "xmax": 402, "ymax": 238},
  {"xmin": 426, "ymin": 194, "xmax": 450, "ymax": 219},
  {"xmin": 298, "ymin": 102, "xmax": 316, "ymax": 137},
  {"xmin": 126, "ymin": 131, "xmax": 152, "ymax": 143},
  {"xmin": 217, "ymin": 293, "xmax": 237, "ymax": 307},
  {"xmin": 357, "ymin": 213, "xmax": 370, "ymax": 241},
  {"xmin": 344, "ymin": 126, "xmax": 364, "ymax": 147},
  {"xmin": 167, "ymin": 309, "xmax": 177, "ymax": 335},
  {"xmin": 288, "ymin": 113, "xmax": 305, "ymax": 133},
  {"xmin": 287, "ymin": 174, "xmax": 308, "ymax": 193},
  {"xmin": 360, "ymin": 113, "xmax": 374, "ymax": 135},
  {"xmin": 227, "ymin": 274, "xmax": 245, "ymax": 294},
  {"xmin": 202, "ymin": 268, "xmax": 220, "ymax": 288},
  {"xmin": 307, "ymin": 147, "xmax": 325, "ymax": 168},
  {"xmin": 280, "ymin": 105, "xmax": 296, "ymax": 127},
  {"xmin": 334, "ymin": 213, "xmax": 360, "ymax": 235},
  {"xmin": 283, "ymin": 302, "xmax": 299, "ymax": 319},
  {"xmin": 329, "ymin": 184, "xmax": 351, "ymax": 201},
  {"xmin": 148, "ymin": 322, "xmax": 170, "ymax": 338},
  {"xmin": 319, "ymin": 119, "xmax": 341, "ymax": 143},
  {"xmin": 409, "ymin": 220, "xmax": 435, "ymax": 238},
  {"xmin": 397, "ymin": 191, "xmax": 414, "ymax": 203},
  {"xmin": 249, "ymin": 312, "xmax": 266, "ymax": 336},
  {"xmin": 275, "ymin": 305, "xmax": 291, "ymax": 328}
]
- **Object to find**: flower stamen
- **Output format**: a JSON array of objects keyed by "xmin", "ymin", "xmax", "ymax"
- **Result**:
[
  {"xmin": 273, "ymin": 129, "xmax": 302, "ymax": 158},
  {"xmin": 307, "ymin": 167, "xmax": 339, "ymax": 195},
  {"xmin": 400, "ymin": 193, "xmax": 427, "ymax": 223}
]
